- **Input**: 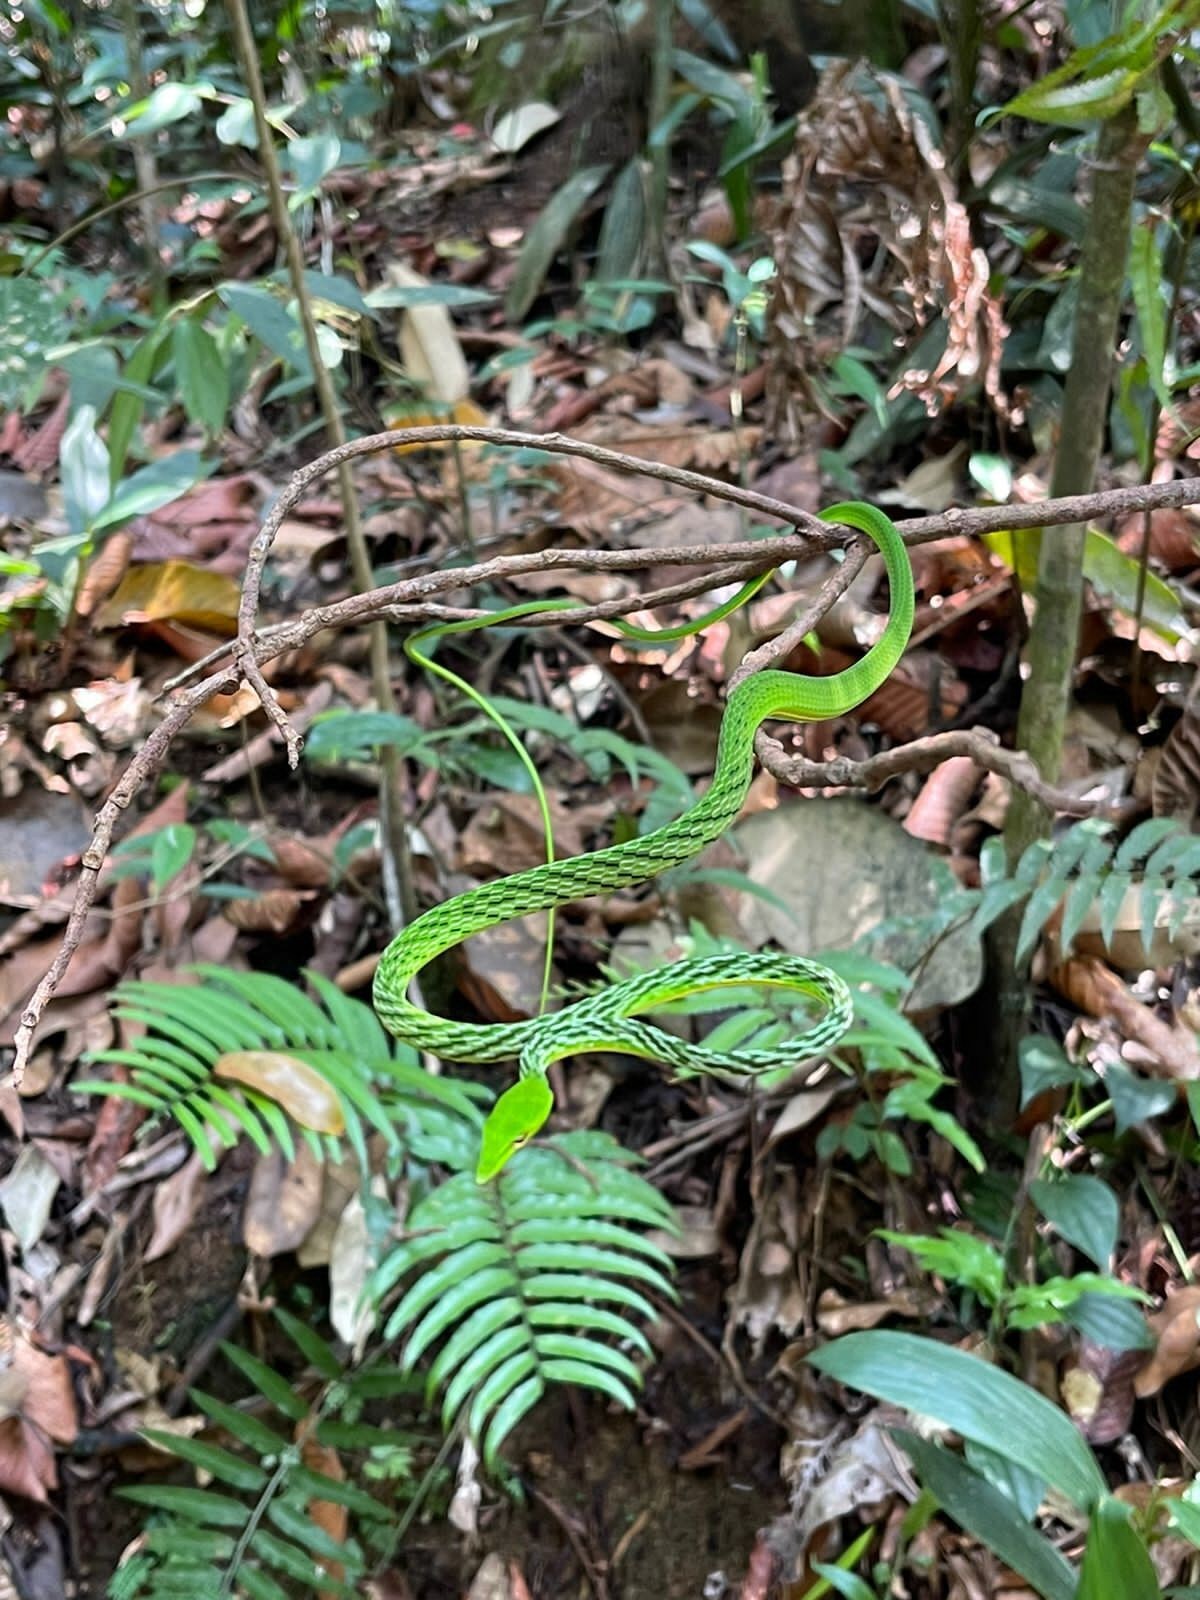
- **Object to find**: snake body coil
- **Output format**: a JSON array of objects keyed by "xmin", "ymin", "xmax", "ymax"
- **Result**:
[{"xmin": 374, "ymin": 503, "xmax": 915, "ymax": 1178}]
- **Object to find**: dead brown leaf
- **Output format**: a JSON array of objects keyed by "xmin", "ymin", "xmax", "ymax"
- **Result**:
[
  {"xmin": 243, "ymin": 1143, "xmax": 325, "ymax": 1258},
  {"xmin": 0, "ymin": 1320, "xmax": 77, "ymax": 1504},
  {"xmin": 460, "ymin": 913, "xmax": 557, "ymax": 1023},
  {"xmin": 1134, "ymin": 1286, "xmax": 1200, "ymax": 1398},
  {"xmin": 459, "ymin": 792, "xmax": 599, "ymax": 879},
  {"xmin": 221, "ymin": 888, "xmax": 318, "ymax": 936},
  {"xmin": 144, "ymin": 1151, "xmax": 208, "ymax": 1264},
  {"xmin": 75, "ymin": 531, "xmax": 133, "ymax": 619},
  {"xmin": 903, "ymin": 756, "xmax": 982, "ymax": 848}
]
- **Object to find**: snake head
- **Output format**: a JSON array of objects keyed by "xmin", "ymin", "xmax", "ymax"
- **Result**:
[{"xmin": 475, "ymin": 1076, "xmax": 554, "ymax": 1183}]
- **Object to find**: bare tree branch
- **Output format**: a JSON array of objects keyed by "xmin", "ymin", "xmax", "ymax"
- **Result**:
[{"xmin": 8, "ymin": 424, "xmax": 1200, "ymax": 1084}]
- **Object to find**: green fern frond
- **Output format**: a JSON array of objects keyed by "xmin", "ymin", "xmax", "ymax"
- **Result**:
[
  {"xmin": 110, "ymin": 1316, "xmax": 392, "ymax": 1600},
  {"xmin": 374, "ymin": 1131, "xmax": 678, "ymax": 1465},
  {"xmin": 937, "ymin": 818, "xmax": 1199, "ymax": 965},
  {"xmin": 81, "ymin": 966, "xmax": 488, "ymax": 1172}
]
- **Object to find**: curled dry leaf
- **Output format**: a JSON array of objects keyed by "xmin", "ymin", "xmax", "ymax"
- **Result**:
[
  {"xmin": 221, "ymin": 887, "xmax": 318, "ymax": 935},
  {"xmin": 1048, "ymin": 957, "xmax": 1200, "ymax": 1081},
  {"xmin": 903, "ymin": 755, "xmax": 982, "ymax": 848},
  {"xmin": 214, "ymin": 1051, "xmax": 345, "ymax": 1135},
  {"xmin": 1134, "ymin": 1287, "xmax": 1200, "ymax": 1399},
  {"xmin": 815, "ymin": 1286, "xmax": 939, "ymax": 1336},
  {"xmin": 242, "ymin": 1142, "xmax": 326, "ymax": 1258},
  {"xmin": 75, "ymin": 530, "xmax": 133, "ymax": 619}
]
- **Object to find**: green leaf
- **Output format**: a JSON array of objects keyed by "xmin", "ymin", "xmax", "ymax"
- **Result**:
[
  {"xmin": 807, "ymin": 1332, "xmax": 1106, "ymax": 1511},
  {"xmin": 150, "ymin": 823, "xmax": 197, "ymax": 892},
  {"xmin": 1077, "ymin": 1495, "xmax": 1160, "ymax": 1600},
  {"xmin": 60, "ymin": 403, "xmax": 111, "ymax": 534},
  {"xmin": 274, "ymin": 1307, "xmax": 342, "ymax": 1379},
  {"xmin": 95, "ymin": 450, "xmax": 209, "ymax": 533},
  {"xmin": 219, "ymin": 1343, "xmax": 308, "ymax": 1420},
  {"xmin": 1020, "ymin": 1036, "xmax": 1087, "ymax": 1106},
  {"xmin": 124, "ymin": 80, "xmax": 207, "ymax": 136},
  {"xmin": 172, "ymin": 318, "xmax": 229, "ymax": 434},
  {"xmin": 287, "ymin": 134, "xmax": 341, "ymax": 204},
  {"xmin": 189, "ymin": 1390, "xmax": 289, "ymax": 1456},
  {"xmin": 505, "ymin": 165, "xmax": 611, "ymax": 322},
  {"xmin": 1107, "ymin": 1064, "xmax": 1176, "ymax": 1135},
  {"xmin": 117, "ymin": 1484, "xmax": 249, "ymax": 1527},
  {"xmin": 897, "ymin": 1433, "xmax": 1077, "ymax": 1600},
  {"xmin": 216, "ymin": 97, "xmax": 257, "ymax": 147},
  {"xmin": 1082, "ymin": 527, "xmax": 1185, "ymax": 642},
  {"xmin": 142, "ymin": 1428, "xmax": 268, "ymax": 1492},
  {"xmin": 1065, "ymin": 1292, "xmax": 1153, "ymax": 1352},
  {"xmin": 218, "ymin": 283, "xmax": 311, "ymax": 376},
  {"xmin": 1030, "ymin": 1174, "xmax": 1119, "ymax": 1268},
  {"xmin": 877, "ymin": 1230, "xmax": 1005, "ymax": 1305}
]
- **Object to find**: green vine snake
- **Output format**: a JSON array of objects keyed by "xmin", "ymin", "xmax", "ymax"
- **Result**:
[{"xmin": 373, "ymin": 503, "xmax": 914, "ymax": 1182}]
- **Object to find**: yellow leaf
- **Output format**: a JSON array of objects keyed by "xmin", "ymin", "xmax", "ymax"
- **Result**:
[
  {"xmin": 386, "ymin": 396, "xmax": 492, "ymax": 453},
  {"xmin": 214, "ymin": 1051, "xmax": 345, "ymax": 1135},
  {"xmin": 96, "ymin": 560, "xmax": 241, "ymax": 634}
]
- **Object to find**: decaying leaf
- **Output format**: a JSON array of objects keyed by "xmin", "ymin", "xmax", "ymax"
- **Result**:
[
  {"xmin": 95, "ymin": 560, "xmax": 241, "ymax": 633},
  {"xmin": 214, "ymin": 1051, "xmax": 345, "ymax": 1134},
  {"xmin": 1134, "ymin": 1287, "xmax": 1200, "ymax": 1398},
  {"xmin": 242, "ymin": 1142, "xmax": 326, "ymax": 1257},
  {"xmin": 769, "ymin": 60, "xmax": 1008, "ymax": 444},
  {"xmin": 0, "ymin": 1320, "xmax": 78, "ymax": 1504}
]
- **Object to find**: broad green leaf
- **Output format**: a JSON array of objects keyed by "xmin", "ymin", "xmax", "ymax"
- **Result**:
[
  {"xmin": 151, "ymin": 823, "xmax": 197, "ymax": 892},
  {"xmin": 983, "ymin": 528, "xmax": 1186, "ymax": 641},
  {"xmin": 95, "ymin": 450, "xmax": 209, "ymax": 532},
  {"xmin": 1065, "ymin": 1292, "xmax": 1153, "ymax": 1352},
  {"xmin": 287, "ymin": 134, "xmax": 341, "ymax": 204},
  {"xmin": 897, "ymin": 1433, "xmax": 1077, "ymax": 1600},
  {"xmin": 216, "ymin": 96, "xmax": 256, "ymax": 147},
  {"xmin": 963, "ymin": 1439, "xmax": 1045, "ymax": 1521},
  {"xmin": 218, "ymin": 282, "xmax": 311, "ymax": 376},
  {"xmin": 1077, "ymin": 1495, "xmax": 1160, "ymax": 1599},
  {"xmin": 124, "ymin": 80, "xmax": 207, "ymax": 137},
  {"xmin": 172, "ymin": 318, "xmax": 229, "ymax": 434},
  {"xmin": 60, "ymin": 404, "xmax": 111, "ymax": 534},
  {"xmin": 1107, "ymin": 1063, "xmax": 1176, "ymax": 1134},
  {"xmin": 969, "ymin": 453, "xmax": 1013, "ymax": 501},
  {"xmin": 1029, "ymin": 1174, "xmax": 1119, "ymax": 1267},
  {"xmin": 505, "ymin": 165, "xmax": 611, "ymax": 322},
  {"xmin": 807, "ymin": 1332, "xmax": 1106, "ymax": 1511}
]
